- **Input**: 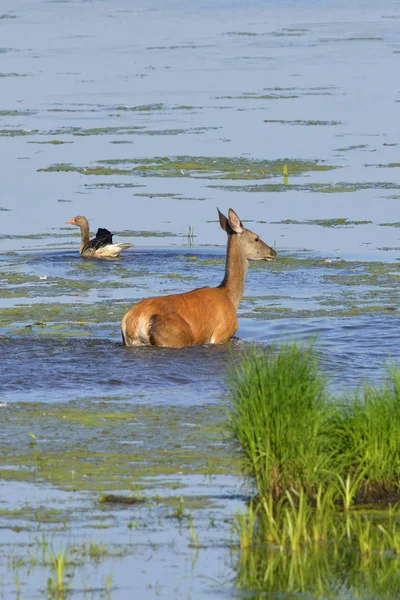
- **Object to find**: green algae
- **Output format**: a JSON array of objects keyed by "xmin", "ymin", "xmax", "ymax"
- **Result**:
[
  {"xmin": 243, "ymin": 305, "xmax": 397, "ymax": 321},
  {"xmin": 212, "ymin": 181, "xmax": 400, "ymax": 193},
  {"xmin": 322, "ymin": 261, "xmax": 400, "ymax": 288},
  {"xmin": 319, "ymin": 36, "xmax": 383, "ymax": 43},
  {"xmin": 0, "ymin": 109, "xmax": 36, "ymax": 116},
  {"xmin": 238, "ymin": 255, "xmax": 400, "ymax": 320},
  {"xmin": 112, "ymin": 103, "xmax": 199, "ymax": 112},
  {"xmin": 0, "ymin": 507, "xmax": 65, "ymax": 524},
  {"xmin": 38, "ymin": 156, "xmax": 338, "ymax": 181},
  {"xmin": 177, "ymin": 196, "xmax": 207, "ymax": 201},
  {"xmin": 335, "ymin": 144, "xmax": 369, "ymax": 151},
  {"xmin": 0, "ymin": 231, "xmax": 78, "ymax": 240},
  {"xmin": 197, "ymin": 259, "xmax": 224, "ymax": 266},
  {"xmin": 0, "ymin": 300, "xmax": 134, "ymax": 337},
  {"xmin": 265, "ymin": 86, "xmax": 334, "ymax": 93},
  {"xmin": 224, "ymin": 31, "xmax": 260, "ymax": 36},
  {"xmin": 374, "ymin": 162, "xmax": 400, "ymax": 168},
  {"xmin": 83, "ymin": 182, "xmax": 145, "ymax": 189},
  {"xmin": 218, "ymin": 93, "xmax": 299, "ymax": 100},
  {"xmin": 270, "ymin": 29, "xmax": 305, "ymax": 37},
  {"xmin": 271, "ymin": 218, "xmax": 372, "ymax": 227},
  {"xmin": 135, "ymin": 192, "xmax": 178, "ymax": 198},
  {"xmin": 167, "ymin": 273, "xmax": 195, "ymax": 280},
  {"xmin": 1, "ymin": 124, "xmax": 216, "ymax": 139},
  {"xmin": 0, "ymin": 270, "xmax": 134, "ymax": 299},
  {"xmin": 2, "ymin": 254, "xmax": 399, "ymax": 338},
  {"xmin": 0, "ymin": 128, "xmax": 39, "ymax": 136},
  {"xmin": 264, "ymin": 119, "xmax": 343, "ymax": 126},
  {"xmin": 0, "ymin": 402, "xmax": 237, "ymax": 492},
  {"xmin": 28, "ymin": 140, "xmax": 73, "ymax": 145},
  {"xmin": 180, "ymin": 256, "xmax": 199, "ymax": 262},
  {"xmin": 117, "ymin": 230, "xmax": 177, "ymax": 238},
  {"xmin": 38, "ymin": 163, "xmax": 133, "ymax": 176},
  {"xmin": 0, "ymin": 72, "xmax": 27, "ymax": 77},
  {"xmin": 115, "ymin": 103, "xmax": 165, "ymax": 112}
]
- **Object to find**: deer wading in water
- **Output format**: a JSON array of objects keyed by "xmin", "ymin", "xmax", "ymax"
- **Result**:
[{"xmin": 121, "ymin": 208, "xmax": 277, "ymax": 348}]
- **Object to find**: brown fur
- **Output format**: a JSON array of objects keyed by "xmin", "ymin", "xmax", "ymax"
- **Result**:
[{"xmin": 121, "ymin": 208, "xmax": 276, "ymax": 348}]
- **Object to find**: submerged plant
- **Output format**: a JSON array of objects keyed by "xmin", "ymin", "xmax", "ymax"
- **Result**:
[
  {"xmin": 104, "ymin": 572, "xmax": 113, "ymax": 600},
  {"xmin": 283, "ymin": 163, "xmax": 288, "ymax": 185},
  {"xmin": 47, "ymin": 546, "xmax": 69, "ymax": 598},
  {"xmin": 14, "ymin": 573, "xmax": 21, "ymax": 598},
  {"xmin": 189, "ymin": 518, "xmax": 200, "ymax": 549},
  {"xmin": 233, "ymin": 500, "xmax": 258, "ymax": 550},
  {"xmin": 171, "ymin": 496, "xmax": 185, "ymax": 520}
]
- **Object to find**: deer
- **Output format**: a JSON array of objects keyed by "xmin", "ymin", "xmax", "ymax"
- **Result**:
[{"xmin": 121, "ymin": 208, "xmax": 277, "ymax": 348}]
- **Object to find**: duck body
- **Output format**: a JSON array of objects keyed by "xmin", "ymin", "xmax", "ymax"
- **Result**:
[{"xmin": 66, "ymin": 216, "xmax": 132, "ymax": 258}]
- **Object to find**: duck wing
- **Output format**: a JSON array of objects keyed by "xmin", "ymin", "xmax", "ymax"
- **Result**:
[
  {"xmin": 94, "ymin": 228, "xmax": 113, "ymax": 246},
  {"xmin": 81, "ymin": 228, "xmax": 114, "ymax": 255}
]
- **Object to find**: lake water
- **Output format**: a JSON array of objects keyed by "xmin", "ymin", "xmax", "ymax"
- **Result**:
[{"xmin": 1, "ymin": 0, "xmax": 400, "ymax": 598}]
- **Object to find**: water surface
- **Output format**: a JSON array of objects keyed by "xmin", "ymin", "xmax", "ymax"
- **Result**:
[{"xmin": 1, "ymin": 0, "xmax": 400, "ymax": 597}]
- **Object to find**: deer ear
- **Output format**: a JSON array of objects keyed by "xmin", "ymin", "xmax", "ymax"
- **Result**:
[
  {"xmin": 217, "ymin": 208, "xmax": 230, "ymax": 232},
  {"xmin": 228, "ymin": 208, "xmax": 244, "ymax": 233}
]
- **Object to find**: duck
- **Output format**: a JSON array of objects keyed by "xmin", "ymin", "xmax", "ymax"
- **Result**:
[{"xmin": 65, "ymin": 215, "xmax": 133, "ymax": 258}]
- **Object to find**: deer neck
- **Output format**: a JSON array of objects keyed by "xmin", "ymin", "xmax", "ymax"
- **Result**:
[
  {"xmin": 79, "ymin": 221, "xmax": 90, "ymax": 253},
  {"xmin": 219, "ymin": 233, "xmax": 248, "ymax": 309}
]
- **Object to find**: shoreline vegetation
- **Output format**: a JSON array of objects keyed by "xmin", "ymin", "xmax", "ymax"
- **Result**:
[
  {"xmin": 229, "ymin": 343, "xmax": 400, "ymax": 594},
  {"xmin": 229, "ymin": 342, "xmax": 400, "ymax": 506}
]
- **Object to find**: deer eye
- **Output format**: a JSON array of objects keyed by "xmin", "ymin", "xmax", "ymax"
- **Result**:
[{"xmin": 255, "ymin": 237, "xmax": 259, "ymax": 242}]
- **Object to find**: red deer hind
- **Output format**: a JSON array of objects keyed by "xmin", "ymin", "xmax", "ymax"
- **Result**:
[{"xmin": 121, "ymin": 208, "xmax": 277, "ymax": 348}]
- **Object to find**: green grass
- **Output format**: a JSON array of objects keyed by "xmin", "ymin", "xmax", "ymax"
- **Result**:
[
  {"xmin": 228, "ymin": 343, "xmax": 331, "ymax": 498},
  {"xmin": 229, "ymin": 343, "xmax": 400, "ymax": 505},
  {"xmin": 332, "ymin": 366, "xmax": 400, "ymax": 496},
  {"xmin": 47, "ymin": 546, "xmax": 69, "ymax": 597}
]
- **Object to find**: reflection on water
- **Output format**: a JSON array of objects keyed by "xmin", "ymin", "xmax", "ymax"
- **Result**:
[{"xmin": 236, "ymin": 544, "xmax": 400, "ymax": 599}]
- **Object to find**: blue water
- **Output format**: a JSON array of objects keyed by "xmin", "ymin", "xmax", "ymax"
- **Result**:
[{"xmin": 1, "ymin": 0, "xmax": 400, "ymax": 597}]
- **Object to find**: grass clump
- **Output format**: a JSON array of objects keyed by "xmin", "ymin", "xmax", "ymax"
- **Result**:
[
  {"xmin": 333, "ymin": 367, "xmax": 400, "ymax": 498},
  {"xmin": 229, "ymin": 343, "xmax": 400, "ymax": 505},
  {"xmin": 47, "ymin": 546, "xmax": 69, "ymax": 598},
  {"xmin": 229, "ymin": 343, "xmax": 331, "ymax": 499},
  {"xmin": 230, "ymin": 343, "xmax": 400, "ymax": 598}
]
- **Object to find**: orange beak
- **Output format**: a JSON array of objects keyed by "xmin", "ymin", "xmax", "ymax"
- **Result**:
[{"xmin": 65, "ymin": 218, "xmax": 76, "ymax": 225}]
